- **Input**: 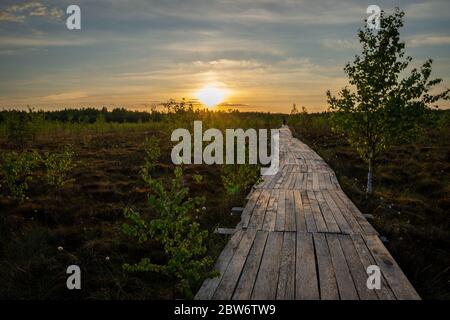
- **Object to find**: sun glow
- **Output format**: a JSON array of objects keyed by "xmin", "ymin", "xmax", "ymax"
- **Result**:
[{"xmin": 195, "ymin": 85, "xmax": 227, "ymax": 108}]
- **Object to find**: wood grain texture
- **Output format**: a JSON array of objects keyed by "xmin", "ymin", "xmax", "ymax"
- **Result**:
[{"xmin": 196, "ymin": 126, "xmax": 419, "ymax": 300}]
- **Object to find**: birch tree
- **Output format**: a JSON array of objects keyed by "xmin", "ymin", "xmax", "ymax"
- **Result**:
[{"xmin": 327, "ymin": 8, "xmax": 449, "ymax": 195}]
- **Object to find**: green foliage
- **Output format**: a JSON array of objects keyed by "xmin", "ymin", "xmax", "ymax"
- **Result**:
[
  {"xmin": 122, "ymin": 166, "xmax": 213, "ymax": 298},
  {"xmin": 0, "ymin": 150, "xmax": 41, "ymax": 200},
  {"xmin": 326, "ymin": 8, "xmax": 449, "ymax": 193},
  {"xmin": 140, "ymin": 136, "xmax": 161, "ymax": 175},
  {"xmin": 43, "ymin": 146, "xmax": 76, "ymax": 188},
  {"xmin": 221, "ymin": 163, "xmax": 261, "ymax": 195},
  {"xmin": 4, "ymin": 112, "xmax": 32, "ymax": 149}
]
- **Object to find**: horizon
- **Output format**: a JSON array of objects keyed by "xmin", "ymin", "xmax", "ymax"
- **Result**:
[{"xmin": 1, "ymin": 0, "xmax": 450, "ymax": 112}]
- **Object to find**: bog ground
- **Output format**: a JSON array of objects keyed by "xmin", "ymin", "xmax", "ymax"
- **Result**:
[{"xmin": 0, "ymin": 109, "xmax": 449, "ymax": 299}]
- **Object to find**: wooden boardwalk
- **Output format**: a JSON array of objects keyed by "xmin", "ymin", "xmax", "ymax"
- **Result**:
[{"xmin": 195, "ymin": 127, "xmax": 420, "ymax": 300}]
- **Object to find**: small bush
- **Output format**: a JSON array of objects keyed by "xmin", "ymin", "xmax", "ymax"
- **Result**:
[
  {"xmin": 4, "ymin": 112, "xmax": 32, "ymax": 149},
  {"xmin": 140, "ymin": 136, "xmax": 161, "ymax": 175},
  {"xmin": 43, "ymin": 146, "xmax": 76, "ymax": 188},
  {"xmin": 0, "ymin": 150, "xmax": 41, "ymax": 200},
  {"xmin": 122, "ymin": 166, "xmax": 213, "ymax": 298},
  {"xmin": 221, "ymin": 163, "xmax": 261, "ymax": 195}
]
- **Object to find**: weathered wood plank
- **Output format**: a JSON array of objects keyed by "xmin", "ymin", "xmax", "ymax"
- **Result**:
[
  {"xmin": 350, "ymin": 234, "xmax": 396, "ymax": 300},
  {"xmin": 241, "ymin": 190, "xmax": 261, "ymax": 229},
  {"xmin": 195, "ymin": 230, "xmax": 244, "ymax": 299},
  {"xmin": 365, "ymin": 235, "xmax": 420, "ymax": 300},
  {"xmin": 296, "ymin": 232, "xmax": 319, "ymax": 300},
  {"xmin": 285, "ymin": 190, "xmax": 296, "ymax": 231},
  {"xmin": 248, "ymin": 190, "xmax": 271, "ymax": 229},
  {"xmin": 307, "ymin": 190, "xmax": 328, "ymax": 233},
  {"xmin": 262, "ymin": 190, "xmax": 278, "ymax": 231},
  {"xmin": 276, "ymin": 232, "xmax": 296, "ymax": 299},
  {"xmin": 213, "ymin": 229, "xmax": 257, "ymax": 299},
  {"xmin": 294, "ymin": 190, "xmax": 307, "ymax": 232},
  {"xmin": 251, "ymin": 232, "xmax": 284, "ymax": 299},
  {"xmin": 301, "ymin": 191, "xmax": 317, "ymax": 232},
  {"xmin": 338, "ymin": 234, "xmax": 378, "ymax": 300},
  {"xmin": 322, "ymin": 190, "xmax": 352, "ymax": 234},
  {"xmin": 326, "ymin": 233, "xmax": 359, "ymax": 300},
  {"xmin": 313, "ymin": 233, "xmax": 339, "ymax": 300},
  {"xmin": 314, "ymin": 190, "xmax": 340, "ymax": 233},
  {"xmin": 232, "ymin": 231, "xmax": 269, "ymax": 300},
  {"xmin": 275, "ymin": 190, "xmax": 286, "ymax": 231}
]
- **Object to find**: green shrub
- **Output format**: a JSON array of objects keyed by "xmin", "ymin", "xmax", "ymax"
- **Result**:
[
  {"xmin": 0, "ymin": 150, "xmax": 41, "ymax": 200},
  {"xmin": 4, "ymin": 112, "xmax": 32, "ymax": 149},
  {"xmin": 43, "ymin": 146, "xmax": 76, "ymax": 187},
  {"xmin": 140, "ymin": 136, "xmax": 161, "ymax": 176},
  {"xmin": 221, "ymin": 163, "xmax": 261, "ymax": 195},
  {"xmin": 122, "ymin": 166, "xmax": 213, "ymax": 298}
]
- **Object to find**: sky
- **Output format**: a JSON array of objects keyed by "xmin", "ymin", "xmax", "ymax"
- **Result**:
[{"xmin": 0, "ymin": 0, "xmax": 450, "ymax": 113}]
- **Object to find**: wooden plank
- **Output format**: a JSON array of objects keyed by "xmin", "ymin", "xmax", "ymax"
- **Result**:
[
  {"xmin": 365, "ymin": 235, "xmax": 420, "ymax": 300},
  {"xmin": 301, "ymin": 191, "xmax": 317, "ymax": 232},
  {"xmin": 322, "ymin": 190, "xmax": 352, "ymax": 234},
  {"xmin": 262, "ymin": 190, "xmax": 278, "ymax": 231},
  {"xmin": 328, "ymin": 191, "xmax": 364, "ymax": 235},
  {"xmin": 326, "ymin": 233, "xmax": 359, "ymax": 300},
  {"xmin": 213, "ymin": 229, "xmax": 257, "ymax": 299},
  {"xmin": 195, "ymin": 230, "xmax": 244, "ymax": 299},
  {"xmin": 241, "ymin": 190, "xmax": 261, "ymax": 229},
  {"xmin": 338, "ymin": 234, "xmax": 378, "ymax": 300},
  {"xmin": 232, "ymin": 231, "xmax": 269, "ymax": 300},
  {"xmin": 294, "ymin": 190, "xmax": 307, "ymax": 232},
  {"xmin": 295, "ymin": 232, "xmax": 319, "ymax": 300},
  {"xmin": 350, "ymin": 234, "xmax": 396, "ymax": 300},
  {"xmin": 251, "ymin": 232, "xmax": 284, "ymax": 299},
  {"xmin": 294, "ymin": 172, "xmax": 304, "ymax": 190},
  {"xmin": 313, "ymin": 233, "xmax": 339, "ymax": 300},
  {"xmin": 248, "ymin": 190, "xmax": 270, "ymax": 229},
  {"xmin": 288, "ymin": 172, "xmax": 297, "ymax": 189},
  {"xmin": 314, "ymin": 190, "xmax": 340, "ymax": 233},
  {"xmin": 312, "ymin": 172, "xmax": 319, "ymax": 191},
  {"xmin": 307, "ymin": 190, "xmax": 328, "ymax": 232},
  {"xmin": 275, "ymin": 190, "xmax": 286, "ymax": 231},
  {"xmin": 276, "ymin": 232, "xmax": 296, "ymax": 299},
  {"xmin": 335, "ymin": 190, "xmax": 378, "ymax": 236},
  {"xmin": 285, "ymin": 190, "xmax": 296, "ymax": 232}
]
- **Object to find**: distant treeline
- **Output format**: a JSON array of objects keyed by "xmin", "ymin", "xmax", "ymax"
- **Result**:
[
  {"xmin": 0, "ymin": 106, "xmax": 448, "ymax": 126},
  {"xmin": 0, "ymin": 108, "xmax": 162, "ymax": 124}
]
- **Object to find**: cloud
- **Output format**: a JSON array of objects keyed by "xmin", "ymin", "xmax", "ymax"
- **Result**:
[
  {"xmin": 0, "ymin": 36, "xmax": 94, "ymax": 47},
  {"xmin": 0, "ymin": 11, "xmax": 25, "ymax": 22},
  {"xmin": 0, "ymin": 1, "xmax": 63, "ymax": 23},
  {"xmin": 407, "ymin": 34, "xmax": 450, "ymax": 47},
  {"xmin": 322, "ymin": 39, "xmax": 359, "ymax": 50},
  {"xmin": 406, "ymin": 1, "xmax": 450, "ymax": 20},
  {"xmin": 42, "ymin": 91, "xmax": 88, "ymax": 101}
]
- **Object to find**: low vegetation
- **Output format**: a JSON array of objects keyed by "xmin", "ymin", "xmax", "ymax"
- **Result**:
[{"xmin": 0, "ymin": 106, "xmax": 448, "ymax": 299}]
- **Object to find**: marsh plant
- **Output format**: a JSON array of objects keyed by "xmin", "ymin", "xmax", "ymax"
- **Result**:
[
  {"xmin": 0, "ymin": 150, "xmax": 41, "ymax": 200},
  {"xmin": 0, "ymin": 146, "xmax": 76, "ymax": 200},
  {"xmin": 141, "ymin": 136, "xmax": 161, "ymax": 176},
  {"xmin": 122, "ymin": 166, "xmax": 213, "ymax": 298},
  {"xmin": 221, "ymin": 163, "xmax": 261, "ymax": 195},
  {"xmin": 44, "ymin": 146, "xmax": 76, "ymax": 188}
]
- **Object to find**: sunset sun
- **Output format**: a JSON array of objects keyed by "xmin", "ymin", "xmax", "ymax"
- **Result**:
[{"xmin": 195, "ymin": 85, "xmax": 227, "ymax": 108}]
